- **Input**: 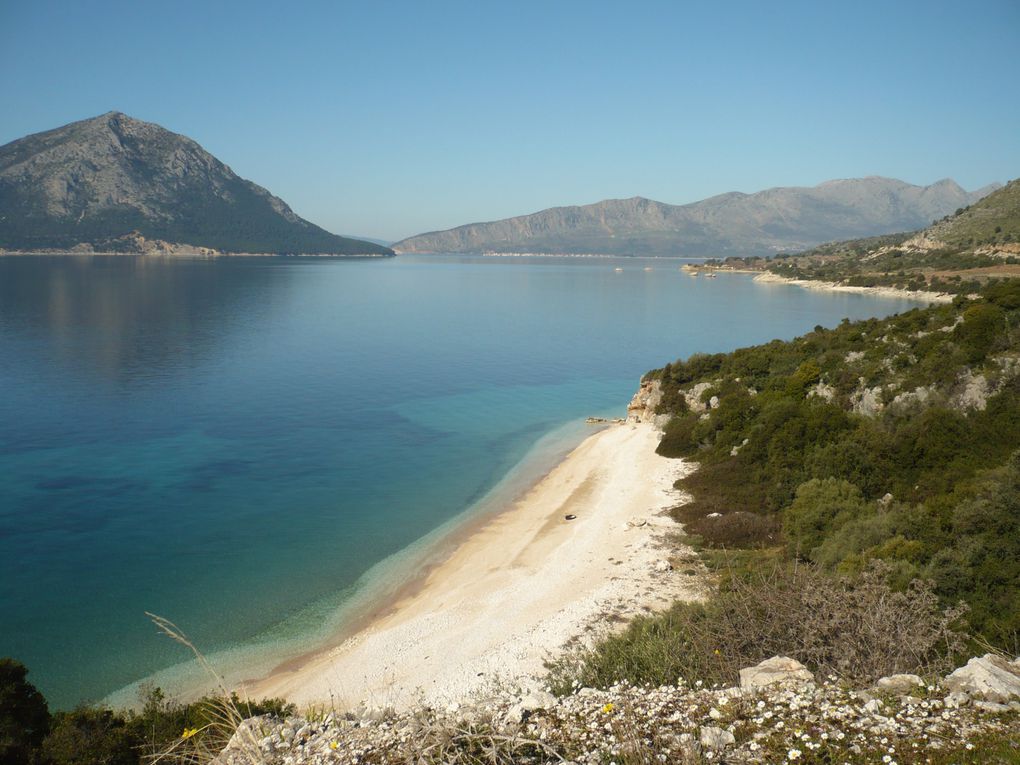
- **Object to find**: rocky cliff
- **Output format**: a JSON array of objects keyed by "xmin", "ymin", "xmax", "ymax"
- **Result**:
[
  {"xmin": 0, "ymin": 112, "xmax": 393, "ymax": 256},
  {"xmin": 393, "ymin": 177, "xmax": 998, "ymax": 257}
]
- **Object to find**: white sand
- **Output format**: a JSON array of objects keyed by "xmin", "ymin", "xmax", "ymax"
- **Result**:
[{"xmin": 242, "ymin": 421, "xmax": 703, "ymax": 711}]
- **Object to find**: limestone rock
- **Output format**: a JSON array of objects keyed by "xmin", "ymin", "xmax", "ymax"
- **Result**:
[
  {"xmin": 211, "ymin": 716, "xmax": 274, "ymax": 765},
  {"xmin": 944, "ymin": 654, "xmax": 1020, "ymax": 702},
  {"xmin": 808, "ymin": 382, "xmax": 836, "ymax": 402},
  {"xmin": 685, "ymin": 382, "xmax": 714, "ymax": 413},
  {"xmin": 953, "ymin": 370, "xmax": 990, "ymax": 411},
  {"xmin": 850, "ymin": 382, "xmax": 884, "ymax": 417},
  {"xmin": 699, "ymin": 726, "xmax": 735, "ymax": 749},
  {"xmin": 738, "ymin": 656, "xmax": 814, "ymax": 691},
  {"xmin": 875, "ymin": 674, "xmax": 924, "ymax": 694},
  {"xmin": 519, "ymin": 690, "xmax": 557, "ymax": 711},
  {"xmin": 943, "ymin": 691, "xmax": 970, "ymax": 708},
  {"xmin": 626, "ymin": 379, "xmax": 662, "ymax": 423}
]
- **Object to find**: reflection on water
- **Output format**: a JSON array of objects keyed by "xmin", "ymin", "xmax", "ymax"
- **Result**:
[{"xmin": 0, "ymin": 256, "xmax": 298, "ymax": 383}]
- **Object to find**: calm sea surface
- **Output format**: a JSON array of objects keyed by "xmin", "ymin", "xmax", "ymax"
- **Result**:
[{"xmin": 0, "ymin": 254, "xmax": 925, "ymax": 708}]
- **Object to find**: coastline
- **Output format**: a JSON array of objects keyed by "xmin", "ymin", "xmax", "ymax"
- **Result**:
[
  {"xmin": 241, "ymin": 420, "xmax": 702, "ymax": 711},
  {"xmin": 751, "ymin": 270, "xmax": 953, "ymax": 303}
]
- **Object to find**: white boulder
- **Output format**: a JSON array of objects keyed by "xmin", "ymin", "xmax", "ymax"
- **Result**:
[
  {"xmin": 875, "ymin": 674, "xmax": 924, "ymax": 694},
  {"xmin": 699, "ymin": 726, "xmax": 735, "ymax": 749},
  {"xmin": 738, "ymin": 656, "xmax": 814, "ymax": 691},
  {"xmin": 944, "ymin": 654, "xmax": 1020, "ymax": 702}
]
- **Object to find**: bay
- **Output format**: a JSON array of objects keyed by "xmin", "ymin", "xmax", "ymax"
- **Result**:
[{"xmin": 0, "ymin": 254, "xmax": 925, "ymax": 708}]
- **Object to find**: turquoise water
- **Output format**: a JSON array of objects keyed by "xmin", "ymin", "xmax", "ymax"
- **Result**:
[{"xmin": 0, "ymin": 254, "xmax": 925, "ymax": 708}]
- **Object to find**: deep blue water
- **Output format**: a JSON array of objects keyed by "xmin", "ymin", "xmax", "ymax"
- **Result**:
[{"xmin": 0, "ymin": 254, "xmax": 926, "ymax": 708}]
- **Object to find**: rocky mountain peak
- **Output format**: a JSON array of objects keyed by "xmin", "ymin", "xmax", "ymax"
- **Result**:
[{"xmin": 0, "ymin": 113, "xmax": 392, "ymax": 255}]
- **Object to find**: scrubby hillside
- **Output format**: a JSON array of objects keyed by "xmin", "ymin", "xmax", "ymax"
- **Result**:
[{"xmin": 644, "ymin": 279, "xmax": 1020, "ymax": 647}]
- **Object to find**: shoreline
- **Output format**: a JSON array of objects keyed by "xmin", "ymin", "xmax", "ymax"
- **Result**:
[
  {"xmin": 241, "ymin": 420, "xmax": 703, "ymax": 711},
  {"xmin": 751, "ymin": 271, "xmax": 953, "ymax": 303},
  {"xmin": 104, "ymin": 418, "xmax": 599, "ymax": 710}
]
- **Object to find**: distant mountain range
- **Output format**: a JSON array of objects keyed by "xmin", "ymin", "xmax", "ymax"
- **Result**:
[
  {"xmin": 393, "ymin": 178, "xmax": 1000, "ymax": 258},
  {"xmin": 0, "ymin": 112, "xmax": 392, "ymax": 256}
]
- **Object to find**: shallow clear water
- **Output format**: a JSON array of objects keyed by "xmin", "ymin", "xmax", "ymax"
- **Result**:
[{"xmin": 0, "ymin": 254, "xmax": 925, "ymax": 708}]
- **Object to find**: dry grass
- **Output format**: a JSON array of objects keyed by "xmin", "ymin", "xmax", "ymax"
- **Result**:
[
  {"xmin": 144, "ymin": 614, "xmax": 270, "ymax": 765},
  {"xmin": 547, "ymin": 561, "xmax": 968, "ymax": 692}
]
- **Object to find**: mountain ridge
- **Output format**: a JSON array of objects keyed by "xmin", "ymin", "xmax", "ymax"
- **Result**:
[
  {"xmin": 0, "ymin": 112, "xmax": 392, "ymax": 256},
  {"xmin": 393, "ymin": 177, "xmax": 1000, "ymax": 257}
]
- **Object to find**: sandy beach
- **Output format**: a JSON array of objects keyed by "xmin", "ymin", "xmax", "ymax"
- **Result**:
[
  {"xmin": 752, "ymin": 271, "xmax": 953, "ymax": 303},
  {"xmin": 243, "ymin": 420, "xmax": 703, "ymax": 711}
]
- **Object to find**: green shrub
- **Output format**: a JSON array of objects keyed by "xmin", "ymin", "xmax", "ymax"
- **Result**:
[
  {"xmin": 955, "ymin": 303, "xmax": 1007, "ymax": 362},
  {"xmin": 783, "ymin": 478, "xmax": 869, "ymax": 559}
]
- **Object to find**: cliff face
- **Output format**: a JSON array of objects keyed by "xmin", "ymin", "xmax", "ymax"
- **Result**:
[
  {"xmin": 626, "ymin": 378, "xmax": 666, "ymax": 426},
  {"xmin": 0, "ymin": 112, "xmax": 393, "ymax": 255},
  {"xmin": 393, "ymin": 178, "xmax": 998, "ymax": 257}
]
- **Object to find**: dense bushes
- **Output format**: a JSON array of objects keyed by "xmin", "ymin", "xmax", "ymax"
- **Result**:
[
  {"xmin": 0, "ymin": 661, "xmax": 292, "ymax": 765},
  {"xmin": 548, "ymin": 562, "xmax": 967, "ymax": 692}
]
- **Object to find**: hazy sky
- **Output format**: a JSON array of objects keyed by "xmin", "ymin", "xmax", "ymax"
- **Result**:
[{"xmin": 2, "ymin": 0, "xmax": 1018, "ymax": 241}]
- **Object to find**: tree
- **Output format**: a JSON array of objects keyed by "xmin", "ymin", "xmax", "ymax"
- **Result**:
[
  {"xmin": 0, "ymin": 658, "xmax": 50, "ymax": 765},
  {"xmin": 42, "ymin": 709, "xmax": 138, "ymax": 765}
]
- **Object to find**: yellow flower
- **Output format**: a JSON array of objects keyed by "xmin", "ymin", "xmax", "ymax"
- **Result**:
[
  {"xmin": 330, "ymin": 741, "xmax": 339, "ymax": 750},
  {"xmin": 713, "ymin": 649, "xmax": 721, "ymax": 655},
  {"xmin": 181, "ymin": 727, "xmax": 199, "ymax": 740},
  {"xmin": 601, "ymin": 702, "xmax": 614, "ymax": 714}
]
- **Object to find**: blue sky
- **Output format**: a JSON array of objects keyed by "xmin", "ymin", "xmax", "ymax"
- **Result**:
[{"xmin": 2, "ymin": 0, "xmax": 1018, "ymax": 241}]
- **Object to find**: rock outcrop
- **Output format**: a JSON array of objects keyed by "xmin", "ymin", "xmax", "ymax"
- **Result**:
[
  {"xmin": 738, "ymin": 656, "xmax": 815, "ymax": 691},
  {"xmin": 626, "ymin": 378, "xmax": 666, "ymax": 426},
  {"xmin": 944, "ymin": 654, "xmax": 1020, "ymax": 702},
  {"xmin": 875, "ymin": 673, "xmax": 925, "ymax": 694}
]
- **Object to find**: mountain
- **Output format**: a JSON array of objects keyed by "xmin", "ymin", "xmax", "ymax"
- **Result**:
[
  {"xmin": 741, "ymin": 178, "xmax": 1020, "ymax": 292},
  {"xmin": 0, "ymin": 112, "xmax": 392, "ymax": 256},
  {"xmin": 392, "ymin": 178, "xmax": 999, "ymax": 257}
]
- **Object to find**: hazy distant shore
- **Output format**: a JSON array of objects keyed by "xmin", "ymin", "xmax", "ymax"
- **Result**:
[
  {"xmin": 752, "ymin": 271, "xmax": 954, "ymax": 303},
  {"xmin": 0, "ymin": 249, "xmax": 393, "ymax": 258},
  {"xmin": 241, "ymin": 421, "xmax": 702, "ymax": 710}
]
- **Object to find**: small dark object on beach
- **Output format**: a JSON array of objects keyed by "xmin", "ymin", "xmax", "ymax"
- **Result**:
[{"xmin": 565, "ymin": 514, "xmax": 577, "ymax": 520}]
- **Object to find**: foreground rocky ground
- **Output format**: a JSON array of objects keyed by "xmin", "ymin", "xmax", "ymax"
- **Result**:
[{"xmin": 211, "ymin": 655, "xmax": 1020, "ymax": 764}]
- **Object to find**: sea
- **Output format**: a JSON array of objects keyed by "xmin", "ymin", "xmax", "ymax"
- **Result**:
[{"xmin": 0, "ymin": 254, "xmax": 927, "ymax": 709}]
